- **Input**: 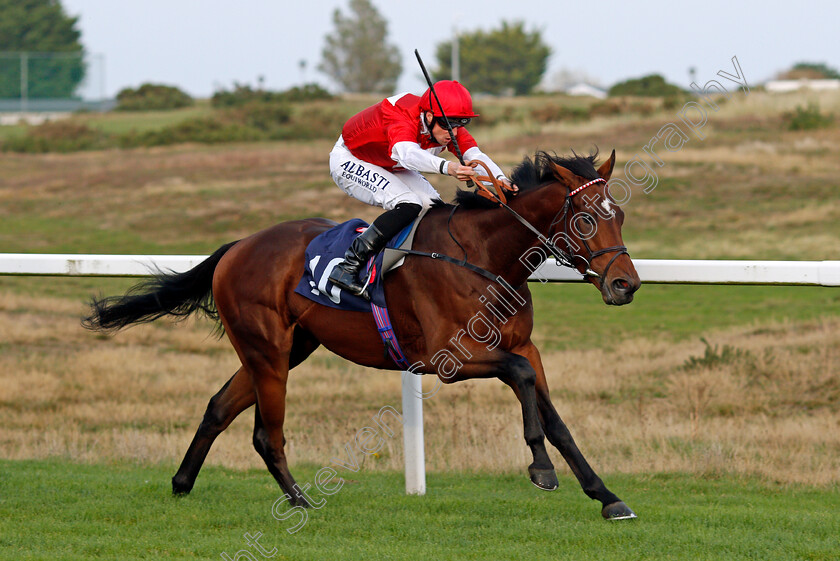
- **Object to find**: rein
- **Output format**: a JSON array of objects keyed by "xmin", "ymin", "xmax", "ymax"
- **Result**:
[
  {"xmin": 472, "ymin": 164, "xmax": 627, "ymax": 281},
  {"xmin": 470, "ymin": 161, "xmax": 577, "ymax": 271},
  {"xmin": 389, "ymin": 165, "xmax": 628, "ymax": 289}
]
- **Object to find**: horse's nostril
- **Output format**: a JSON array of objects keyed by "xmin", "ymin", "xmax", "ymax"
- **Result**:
[{"xmin": 612, "ymin": 278, "xmax": 631, "ymax": 293}]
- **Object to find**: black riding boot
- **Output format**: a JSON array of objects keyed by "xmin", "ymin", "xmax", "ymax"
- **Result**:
[
  {"xmin": 328, "ymin": 224, "xmax": 388, "ymax": 298},
  {"xmin": 328, "ymin": 202, "xmax": 423, "ymax": 299}
]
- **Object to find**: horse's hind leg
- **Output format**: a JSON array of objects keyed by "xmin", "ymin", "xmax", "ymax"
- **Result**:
[
  {"xmin": 518, "ymin": 343, "xmax": 636, "ymax": 520},
  {"xmin": 172, "ymin": 367, "xmax": 255, "ymax": 495},
  {"xmin": 251, "ymin": 330, "xmax": 320, "ymax": 506},
  {"xmin": 219, "ymin": 296, "xmax": 312, "ymax": 506},
  {"xmin": 172, "ymin": 328, "xmax": 320, "ymax": 495},
  {"xmin": 254, "ymin": 359, "xmax": 312, "ymax": 507},
  {"xmin": 251, "ymin": 403, "xmax": 310, "ymax": 507}
]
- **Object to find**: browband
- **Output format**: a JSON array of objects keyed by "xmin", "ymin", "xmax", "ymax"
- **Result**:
[{"xmin": 568, "ymin": 177, "xmax": 606, "ymax": 197}]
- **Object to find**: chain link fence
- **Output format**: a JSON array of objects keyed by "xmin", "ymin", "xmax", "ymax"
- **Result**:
[{"xmin": 0, "ymin": 51, "xmax": 113, "ymax": 113}]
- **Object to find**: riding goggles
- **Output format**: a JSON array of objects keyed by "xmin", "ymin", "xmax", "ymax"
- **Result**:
[{"xmin": 436, "ymin": 116, "xmax": 471, "ymax": 128}]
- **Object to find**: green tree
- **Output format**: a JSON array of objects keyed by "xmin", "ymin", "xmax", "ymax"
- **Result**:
[
  {"xmin": 318, "ymin": 0, "xmax": 402, "ymax": 94},
  {"xmin": 0, "ymin": 0, "xmax": 85, "ymax": 98},
  {"xmin": 434, "ymin": 21, "xmax": 550, "ymax": 96}
]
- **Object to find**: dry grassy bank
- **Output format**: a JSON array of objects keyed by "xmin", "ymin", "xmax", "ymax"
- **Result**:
[{"xmin": 1, "ymin": 290, "xmax": 837, "ymax": 486}]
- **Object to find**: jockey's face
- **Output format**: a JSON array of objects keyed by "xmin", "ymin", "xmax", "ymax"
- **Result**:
[{"xmin": 424, "ymin": 111, "xmax": 452, "ymax": 146}]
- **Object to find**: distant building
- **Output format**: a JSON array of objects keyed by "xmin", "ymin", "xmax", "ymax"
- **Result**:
[
  {"xmin": 764, "ymin": 79, "xmax": 840, "ymax": 93},
  {"xmin": 565, "ymin": 83, "xmax": 607, "ymax": 99}
]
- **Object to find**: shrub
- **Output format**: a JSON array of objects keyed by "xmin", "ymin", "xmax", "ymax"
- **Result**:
[
  {"xmin": 589, "ymin": 100, "xmax": 623, "ymax": 117},
  {"xmin": 529, "ymin": 104, "xmax": 590, "ymax": 123},
  {"xmin": 1, "ymin": 120, "xmax": 111, "ymax": 153},
  {"xmin": 663, "ymin": 95, "xmax": 685, "ymax": 110},
  {"xmin": 266, "ymin": 104, "xmax": 353, "ymax": 140},
  {"xmin": 458, "ymin": 105, "xmax": 519, "ymax": 127},
  {"xmin": 682, "ymin": 338, "xmax": 752, "ymax": 371},
  {"xmin": 629, "ymin": 99, "xmax": 656, "ymax": 116},
  {"xmin": 116, "ymin": 83, "xmax": 194, "ymax": 111},
  {"xmin": 211, "ymin": 83, "xmax": 274, "ymax": 108},
  {"xmin": 778, "ymin": 62, "xmax": 840, "ymax": 80},
  {"xmin": 589, "ymin": 98, "xmax": 661, "ymax": 117},
  {"xmin": 212, "ymin": 83, "xmax": 334, "ymax": 108},
  {"xmin": 277, "ymin": 83, "xmax": 334, "ymax": 103},
  {"xmin": 608, "ymin": 74, "xmax": 685, "ymax": 98},
  {"xmin": 223, "ymin": 102, "xmax": 293, "ymax": 133},
  {"xmin": 119, "ymin": 116, "xmax": 263, "ymax": 148},
  {"xmin": 784, "ymin": 103, "xmax": 835, "ymax": 131}
]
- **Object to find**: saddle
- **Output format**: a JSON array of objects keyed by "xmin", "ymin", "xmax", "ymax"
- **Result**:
[{"xmin": 293, "ymin": 209, "xmax": 428, "ymax": 313}]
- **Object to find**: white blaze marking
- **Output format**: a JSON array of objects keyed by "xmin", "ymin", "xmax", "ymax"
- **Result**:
[{"xmin": 601, "ymin": 198, "xmax": 615, "ymax": 215}]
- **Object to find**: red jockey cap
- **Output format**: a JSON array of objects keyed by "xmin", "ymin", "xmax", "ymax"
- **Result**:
[{"xmin": 420, "ymin": 80, "xmax": 479, "ymax": 118}]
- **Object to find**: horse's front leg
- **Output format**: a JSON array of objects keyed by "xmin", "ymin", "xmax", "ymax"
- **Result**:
[
  {"xmin": 453, "ymin": 352, "xmax": 559, "ymax": 491},
  {"xmin": 516, "ymin": 342, "xmax": 637, "ymax": 520},
  {"xmin": 500, "ymin": 354, "xmax": 562, "ymax": 491}
]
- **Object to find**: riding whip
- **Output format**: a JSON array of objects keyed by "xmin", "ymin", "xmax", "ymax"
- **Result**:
[{"xmin": 414, "ymin": 49, "xmax": 476, "ymax": 189}]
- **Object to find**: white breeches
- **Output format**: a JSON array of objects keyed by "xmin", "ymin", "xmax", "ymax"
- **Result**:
[{"xmin": 329, "ymin": 136, "xmax": 441, "ymax": 210}]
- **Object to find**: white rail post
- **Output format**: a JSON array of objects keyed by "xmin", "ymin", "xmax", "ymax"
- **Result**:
[{"xmin": 401, "ymin": 371, "xmax": 426, "ymax": 495}]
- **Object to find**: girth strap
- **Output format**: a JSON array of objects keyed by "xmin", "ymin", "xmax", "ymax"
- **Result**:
[
  {"xmin": 371, "ymin": 301, "xmax": 411, "ymax": 369},
  {"xmin": 390, "ymin": 247, "xmax": 506, "ymax": 286}
]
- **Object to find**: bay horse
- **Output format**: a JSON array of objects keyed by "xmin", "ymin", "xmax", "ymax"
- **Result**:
[{"xmin": 83, "ymin": 150, "xmax": 641, "ymax": 520}]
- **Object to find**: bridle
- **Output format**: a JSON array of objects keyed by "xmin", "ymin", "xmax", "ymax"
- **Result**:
[
  {"xmin": 388, "ymin": 167, "xmax": 630, "ymax": 295},
  {"xmin": 472, "ymin": 166, "xmax": 628, "ymax": 283},
  {"xmin": 550, "ymin": 177, "xmax": 629, "ymax": 284}
]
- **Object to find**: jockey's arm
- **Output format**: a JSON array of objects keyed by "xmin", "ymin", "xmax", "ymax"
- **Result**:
[
  {"xmin": 391, "ymin": 141, "xmax": 454, "ymax": 175},
  {"xmin": 463, "ymin": 146, "xmax": 513, "ymax": 188},
  {"xmin": 391, "ymin": 141, "xmax": 514, "ymax": 187}
]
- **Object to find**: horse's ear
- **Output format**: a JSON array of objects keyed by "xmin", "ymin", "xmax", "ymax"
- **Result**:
[
  {"xmin": 597, "ymin": 149, "xmax": 616, "ymax": 181},
  {"xmin": 549, "ymin": 161, "xmax": 578, "ymax": 187}
]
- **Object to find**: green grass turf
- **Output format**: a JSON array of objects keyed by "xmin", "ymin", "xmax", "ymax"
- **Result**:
[
  {"xmin": 1, "ymin": 460, "xmax": 837, "ymax": 560},
  {"xmin": 528, "ymin": 282, "xmax": 840, "ymax": 350}
]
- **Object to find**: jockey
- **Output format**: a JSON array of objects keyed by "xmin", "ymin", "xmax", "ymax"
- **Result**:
[{"xmin": 328, "ymin": 79, "xmax": 515, "ymax": 297}]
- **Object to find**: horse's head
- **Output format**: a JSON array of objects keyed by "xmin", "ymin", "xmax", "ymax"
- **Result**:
[{"xmin": 546, "ymin": 150, "xmax": 640, "ymax": 305}]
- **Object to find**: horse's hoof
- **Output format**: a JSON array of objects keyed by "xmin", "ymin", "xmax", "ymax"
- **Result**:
[
  {"xmin": 528, "ymin": 466, "xmax": 559, "ymax": 491},
  {"xmin": 602, "ymin": 501, "xmax": 637, "ymax": 520},
  {"xmin": 171, "ymin": 476, "xmax": 193, "ymax": 496},
  {"xmin": 288, "ymin": 493, "xmax": 311, "ymax": 508}
]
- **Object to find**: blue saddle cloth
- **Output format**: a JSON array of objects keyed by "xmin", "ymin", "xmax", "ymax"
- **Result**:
[{"xmin": 294, "ymin": 219, "xmax": 411, "ymax": 312}]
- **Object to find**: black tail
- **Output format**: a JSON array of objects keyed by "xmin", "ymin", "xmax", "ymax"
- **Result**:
[{"xmin": 82, "ymin": 241, "xmax": 239, "ymax": 332}]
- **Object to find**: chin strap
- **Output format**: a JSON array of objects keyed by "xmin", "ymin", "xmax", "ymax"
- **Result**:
[{"xmin": 422, "ymin": 114, "xmax": 442, "ymax": 145}]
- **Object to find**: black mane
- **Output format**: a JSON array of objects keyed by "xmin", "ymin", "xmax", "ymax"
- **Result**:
[{"xmin": 438, "ymin": 149, "xmax": 601, "ymax": 210}]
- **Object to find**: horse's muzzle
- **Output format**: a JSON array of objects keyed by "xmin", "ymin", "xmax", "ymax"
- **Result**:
[{"xmin": 602, "ymin": 275, "xmax": 640, "ymax": 306}]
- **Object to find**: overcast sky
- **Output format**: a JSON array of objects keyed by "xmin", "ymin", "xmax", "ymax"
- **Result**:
[{"xmin": 60, "ymin": 0, "xmax": 839, "ymax": 98}]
